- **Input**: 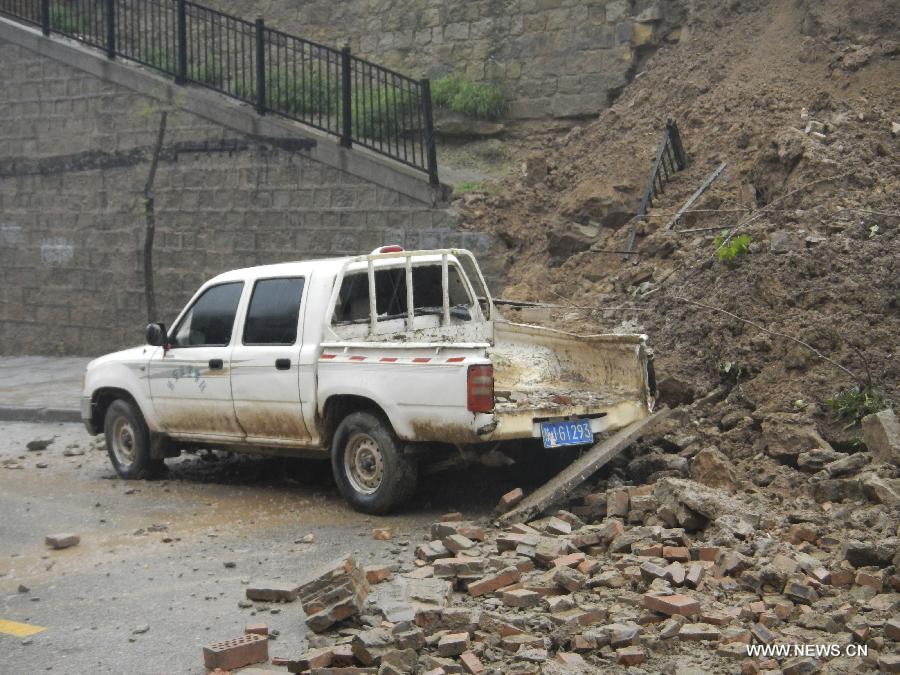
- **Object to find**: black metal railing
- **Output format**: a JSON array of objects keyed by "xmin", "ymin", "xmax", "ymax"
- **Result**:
[
  {"xmin": 0, "ymin": 0, "xmax": 439, "ymax": 183},
  {"xmin": 623, "ymin": 118, "xmax": 687, "ymax": 256}
]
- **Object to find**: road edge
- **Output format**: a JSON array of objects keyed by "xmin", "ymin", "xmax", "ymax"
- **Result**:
[{"xmin": 0, "ymin": 406, "xmax": 81, "ymax": 424}]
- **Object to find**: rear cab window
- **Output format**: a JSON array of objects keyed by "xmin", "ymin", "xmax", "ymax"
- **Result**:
[
  {"xmin": 243, "ymin": 277, "xmax": 305, "ymax": 345},
  {"xmin": 333, "ymin": 263, "xmax": 474, "ymax": 331}
]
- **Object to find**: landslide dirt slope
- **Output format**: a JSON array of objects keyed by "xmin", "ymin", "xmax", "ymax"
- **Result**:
[{"xmin": 458, "ymin": 0, "xmax": 899, "ymax": 458}]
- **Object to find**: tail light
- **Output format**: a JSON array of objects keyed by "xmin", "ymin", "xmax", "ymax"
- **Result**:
[{"xmin": 467, "ymin": 365, "xmax": 494, "ymax": 413}]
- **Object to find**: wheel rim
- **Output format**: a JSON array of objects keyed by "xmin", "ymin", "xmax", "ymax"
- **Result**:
[
  {"xmin": 111, "ymin": 416, "xmax": 137, "ymax": 466},
  {"xmin": 344, "ymin": 432, "xmax": 384, "ymax": 495}
]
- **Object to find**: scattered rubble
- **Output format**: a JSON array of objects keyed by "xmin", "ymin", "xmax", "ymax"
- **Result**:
[{"xmin": 272, "ymin": 458, "xmax": 900, "ymax": 673}]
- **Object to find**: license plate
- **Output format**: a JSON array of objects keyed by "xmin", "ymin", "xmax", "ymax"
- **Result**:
[{"xmin": 541, "ymin": 419, "xmax": 593, "ymax": 448}]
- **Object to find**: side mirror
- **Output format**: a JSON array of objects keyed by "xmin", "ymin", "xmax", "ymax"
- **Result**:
[{"xmin": 145, "ymin": 322, "xmax": 167, "ymax": 347}]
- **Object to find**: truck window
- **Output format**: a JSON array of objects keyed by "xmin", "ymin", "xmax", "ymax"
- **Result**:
[
  {"xmin": 171, "ymin": 282, "xmax": 244, "ymax": 347},
  {"xmin": 243, "ymin": 277, "xmax": 305, "ymax": 345},
  {"xmin": 333, "ymin": 264, "xmax": 473, "ymax": 325}
]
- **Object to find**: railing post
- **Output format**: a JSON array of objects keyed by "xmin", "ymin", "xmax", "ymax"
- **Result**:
[
  {"xmin": 40, "ymin": 0, "xmax": 50, "ymax": 36},
  {"xmin": 255, "ymin": 17, "xmax": 266, "ymax": 115},
  {"xmin": 105, "ymin": 0, "xmax": 115, "ymax": 59},
  {"xmin": 420, "ymin": 78, "xmax": 439, "ymax": 186},
  {"xmin": 340, "ymin": 45, "xmax": 353, "ymax": 148},
  {"xmin": 176, "ymin": 0, "xmax": 187, "ymax": 84},
  {"xmin": 667, "ymin": 118, "xmax": 687, "ymax": 169}
]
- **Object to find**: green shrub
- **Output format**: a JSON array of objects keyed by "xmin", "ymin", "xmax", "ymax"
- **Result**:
[
  {"xmin": 826, "ymin": 386, "xmax": 891, "ymax": 429},
  {"xmin": 351, "ymin": 87, "xmax": 421, "ymax": 141},
  {"xmin": 714, "ymin": 232, "xmax": 751, "ymax": 264},
  {"xmin": 266, "ymin": 68, "xmax": 340, "ymax": 116},
  {"xmin": 189, "ymin": 62, "xmax": 224, "ymax": 87},
  {"xmin": 431, "ymin": 74, "xmax": 508, "ymax": 120},
  {"xmin": 50, "ymin": 6, "xmax": 86, "ymax": 34},
  {"xmin": 144, "ymin": 47, "xmax": 175, "ymax": 74}
]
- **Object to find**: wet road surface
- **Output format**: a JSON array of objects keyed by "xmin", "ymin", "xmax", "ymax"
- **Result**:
[{"xmin": 0, "ymin": 421, "xmax": 540, "ymax": 674}]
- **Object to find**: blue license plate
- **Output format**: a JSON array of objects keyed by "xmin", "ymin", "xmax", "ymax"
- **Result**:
[{"xmin": 541, "ymin": 419, "xmax": 593, "ymax": 448}]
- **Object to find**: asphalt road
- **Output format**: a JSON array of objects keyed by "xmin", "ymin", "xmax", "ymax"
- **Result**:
[{"xmin": 0, "ymin": 421, "xmax": 530, "ymax": 674}]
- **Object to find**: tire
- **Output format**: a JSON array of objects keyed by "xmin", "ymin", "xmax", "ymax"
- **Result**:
[
  {"xmin": 104, "ymin": 399, "xmax": 166, "ymax": 480},
  {"xmin": 331, "ymin": 411, "xmax": 417, "ymax": 514}
]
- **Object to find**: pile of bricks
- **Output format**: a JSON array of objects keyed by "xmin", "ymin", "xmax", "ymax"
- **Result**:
[{"xmin": 270, "ymin": 477, "xmax": 900, "ymax": 674}]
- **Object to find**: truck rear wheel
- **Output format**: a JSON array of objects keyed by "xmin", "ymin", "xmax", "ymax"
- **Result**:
[
  {"xmin": 331, "ymin": 411, "xmax": 417, "ymax": 514},
  {"xmin": 104, "ymin": 399, "xmax": 166, "ymax": 480}
]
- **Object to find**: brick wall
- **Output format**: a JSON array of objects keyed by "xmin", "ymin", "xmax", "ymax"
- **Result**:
[
  {"xmin": 0, "ymin": 37, "xmax": 493, "ymax": 355},
  {"xmin": 202, "ymin": 0, "xmax": 683, "ymax": 118}
]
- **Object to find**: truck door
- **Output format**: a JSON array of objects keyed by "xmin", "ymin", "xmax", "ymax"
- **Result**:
[
  {"xmin": 229, "ymin": 276, "xmax": 311, "ymax": 443},
  {"xmin": 148, "ymin": 281, "xmax": 245, "ymax": 438}
]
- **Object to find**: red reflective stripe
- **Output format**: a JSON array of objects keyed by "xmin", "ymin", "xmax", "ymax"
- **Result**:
[
  {"xmin": 349, "ymin": 355, "xmax": 366, "ymax": 361},
  {"xmin": 320, "ymin": 354, "xmax": 336, "ymax": 359},
  {"xmin": 379, "ymin": 357, "xmax": 398, "ymax": 362},
  {"xmin": 446, "ymin": 357, "xmax": 465, "ymax": 363},
  {"xmin": 412, "ymin": 357, "xmax": 431, "ymax": 363}
]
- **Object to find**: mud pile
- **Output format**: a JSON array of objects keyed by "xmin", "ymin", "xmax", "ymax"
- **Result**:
[{"xmin": 456, "ymin": 0, "xmax": 899, "ymax": 490}]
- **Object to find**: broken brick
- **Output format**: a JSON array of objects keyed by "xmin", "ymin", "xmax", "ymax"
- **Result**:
[
  {"xmin": 679, "ymin": 623, "xmax": 721, "ymax": 641},
  {"xmin": 750, "ymin": 622, "xmax": 776, "ymax": 644},
  {"xmin": 555, "ymin": 652, "xmax": 587, "ymax": 666},
  {"xmin": 855, "ymin": 569, "xmax": 884, "ymax": 590},
  {"xmin": 644, "ymin": 593, "xmax": 701, "ymax": 617},
  {"xmin": 288, "ymin": 646, "xmax": 334, "ymax": 671},
  {"xmin": 244, "ymin": 623, "xmax": 268, "ymax": 636},
  {"xmin": 45, "ymin": 533, "xmax": 80, "ymax": 550},
  {"xmin": 577, "ymin": 558, "xmax": 600, "ymax": 575},
  {"xmin": 434, "ymin": 557, "xmax": 486, "ymax": 579},
  {"xmin": 500, "ymin": 633, "xmax": 543, "ymax": 652},
  {"xmin": 372, "ymin": 528, "xmax": 393, "ymax": 540},
  {"xmin": 437, "ymin": 632, "xmax": 469, "ymax": 657},
  {"xmin": 615, "ymin": 646, "xmax": 646, "ymax": 666},
  {"xmin": 467, "ymin": 566, "xmax": 521, "ymax": 597},
  {"xmin": 545, "ymin": 517, "xmax": 571, "ymax": 536},
  {"xmin": 203, "ymin": 633, "xmax": 268, "ymax": 671},
  {"xmin": 607, "ymin": 488, "xmax": 630, "ymax": 517},
  {"xmin": 694, "ymin": 546, "xmax": 720, "ymax": 562},
  {"xmin": 443, "ymin": 534, "xmax": 476, "ymax": 554},
  {"xmin": 364, "ymin": 564, "xmax": 394, "ymax": 585},
  {"xmin": 552, "ymin": 552, "xmax": 585, "ymax": 568},
  {"xmin": 829, "ymin": 569, "xmax": 854, "ymax": 587},
  {"xmin": 640, "ymin": 561, "xmax": 668, "ymax": 582},
  {"xmin": 502, "ymin": 588, "xmax": 541, "ymax": 608},
  {"xmin": 552, "ymin": 566, "xmax": 586, "ymax": 592},
  {"xmin": 685, "ymin": 563, "xmax": 706, "ymax": 589},
  {"xmin": 663, "ymin": 546, "xmax": 690, "ymax": 562},
  {"xmin": 246, "ymin": 580, "xmax": 300, "ymax": 603},
  {"xmin": 498, "ymin": 488, "xmax": 524, "ymax": 512},
  {"xmin": 783, "ymin": 580, "xmax": 818, "ymax": 604},
  {"xmin": 459, "ymin": 650, "xmax": 485, "ymax": 674},
  {"xmin": 351, "ymin": 627, "xmax": 393, "ymax": 666}
]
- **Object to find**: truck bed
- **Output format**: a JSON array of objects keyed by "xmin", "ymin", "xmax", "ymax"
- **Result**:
[{"xmin": 488, "ymin": 321, "xmax": 653, "ymax": 439}]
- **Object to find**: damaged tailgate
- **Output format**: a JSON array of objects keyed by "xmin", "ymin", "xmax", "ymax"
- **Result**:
[{"xmin": 487, "ymin": 321, "xmax": 655, "ymax": 441}]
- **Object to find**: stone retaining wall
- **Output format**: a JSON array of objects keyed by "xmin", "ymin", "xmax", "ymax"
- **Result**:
[{"xmin": 203, "ymin": 0, "xmax": 683, "ymax": 118}]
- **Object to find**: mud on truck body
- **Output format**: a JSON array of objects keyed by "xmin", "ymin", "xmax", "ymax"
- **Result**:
[{"xmin": 82, "ymin": 247, "xmax": 656, "ymax": 513}]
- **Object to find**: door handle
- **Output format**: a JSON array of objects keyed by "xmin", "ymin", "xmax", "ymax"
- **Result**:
[
  {"xmin": 208, "ymin": 359, "xmax": 224, "ymax": 370},
  {"xmin": 275, "ymin": 358, "xmax": 291, "ymax": 370}
]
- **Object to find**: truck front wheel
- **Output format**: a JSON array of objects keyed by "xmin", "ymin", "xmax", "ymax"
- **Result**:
[
  {"xmin": 331, "ymin": 411, "xmax": 417, "ymax": 514},
  {"xmin": 104, "ymin": 399, "xmax": 166, "ymax": 480}
]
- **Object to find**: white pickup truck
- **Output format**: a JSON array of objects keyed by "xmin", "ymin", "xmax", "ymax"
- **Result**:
[{"xmin": 82, "ymin": 247, "xmax": 656, "ymax": 513}]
